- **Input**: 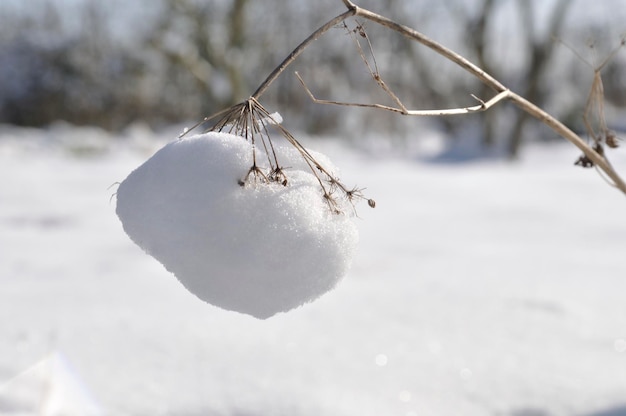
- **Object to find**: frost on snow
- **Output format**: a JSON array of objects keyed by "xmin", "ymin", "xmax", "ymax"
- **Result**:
[{"xmin": 115, "ymin": 132, "xmax": 359, "ymax": 319}]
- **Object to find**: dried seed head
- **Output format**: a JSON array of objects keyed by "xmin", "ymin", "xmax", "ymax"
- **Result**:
[
  {"xmin": 270, "ymin": 167, "xmax": 289, "ymax": 186},
  {"xmin": 188, "ymin": 97, "xmax": 374, "ymax": 215},
  {"xmin": 356, "ymin": 24, "xmax": 367, "ymax": 38},
  {"xmin": 575, "ymin": 154, "xmax": 594, "ymax": 168},
  {"xmin": 593, "ymin": 143, "xmax": 605, "ymax": 156},
  {"xmin": 605, "ymin": 131, "xmax": 620, "ymax": 148}
]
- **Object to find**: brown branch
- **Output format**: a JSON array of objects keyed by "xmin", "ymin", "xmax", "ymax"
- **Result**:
[{"xmin": 349, "ymin": 3, "xmax": 626, "ymax": 195}]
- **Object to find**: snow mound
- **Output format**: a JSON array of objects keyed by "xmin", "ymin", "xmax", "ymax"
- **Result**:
[{"xmin": 115, "ymin": 132, "xmax": 359, "ymax": 319}]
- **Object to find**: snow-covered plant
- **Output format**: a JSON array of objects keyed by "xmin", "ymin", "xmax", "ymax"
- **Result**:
[
  {"xmin": 117, "ymin": 0, "xmax": 625, "ymax": 319},
  {"xmin": 116, "ymin": 129, "xmax": 363, "ymax": 319}
]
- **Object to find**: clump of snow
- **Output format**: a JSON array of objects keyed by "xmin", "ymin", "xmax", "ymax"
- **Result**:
[{"xmin": 115, "ymin": 132, "xmax": 359, "ymax": 319}]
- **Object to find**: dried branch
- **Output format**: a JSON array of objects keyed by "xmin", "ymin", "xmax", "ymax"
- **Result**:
[
  {"xmin": 295, "ymin": 71, "xmax": 511, "ymax": 116},
  {"xmin": 348, "ymin": 3, "xmax": 626, "ymax": 194}
]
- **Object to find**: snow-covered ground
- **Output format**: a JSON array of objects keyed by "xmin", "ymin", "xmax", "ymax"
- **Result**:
[{"xmin": 1, "ymin": 123, "xmax": 625, "ymax": 416}]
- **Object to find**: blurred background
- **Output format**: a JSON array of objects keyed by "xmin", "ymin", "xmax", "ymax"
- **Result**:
[{"xmin": 1, "ymin": 0, "xmax": 626, "ymax": 156}]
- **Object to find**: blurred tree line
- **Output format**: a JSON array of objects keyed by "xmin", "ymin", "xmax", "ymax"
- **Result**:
[{"xmin": 1, "ymin": 0, "xmax": 625, "ymax": 157}]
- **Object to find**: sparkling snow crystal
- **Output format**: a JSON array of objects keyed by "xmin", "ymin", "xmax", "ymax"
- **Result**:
[{"xmin": 116, "ymin": 132, "xmax": 359, "ymax": 318}]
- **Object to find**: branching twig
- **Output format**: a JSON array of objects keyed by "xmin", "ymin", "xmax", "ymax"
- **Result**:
[
  {"xmin": 333, "ymin": 3, "xmax": 626, "ymax": 194},
  {"xmin": 297, "ymin": 19, "xmax": 511, "ymax": 116},
  {"xmin": 295, "ymin": 71, "xmax": 511, "ymax": 116}
]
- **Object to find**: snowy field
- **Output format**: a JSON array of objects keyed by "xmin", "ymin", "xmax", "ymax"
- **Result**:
[{"xmin": 1, "ymin": 123, "xmax": 626, "ymax": 416}]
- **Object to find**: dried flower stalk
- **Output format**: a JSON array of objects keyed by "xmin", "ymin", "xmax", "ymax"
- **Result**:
[{"xmin": 184, "ymin": 0, "xmax": 626, "ymax": 203}]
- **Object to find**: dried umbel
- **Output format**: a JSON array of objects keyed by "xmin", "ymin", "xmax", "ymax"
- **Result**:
[
  {"xmin": 573, "ymin": 36, "xmax": 625, "ymax": 172},
  {"xmin": 604, "ymin": 131, "xmax": 620, "ymax": 149},
  {"xmin": 181, "ymin": 97, "xmax": 375, "ymax": 214}
]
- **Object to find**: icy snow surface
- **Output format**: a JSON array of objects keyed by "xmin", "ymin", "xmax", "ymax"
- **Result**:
[
  {"xmin": 116, "ymin": 132, "xmax": 358, "ymax": 319},
  {"xmin": 1, "ymin": 124, "xmax": 626, "ymax": 416}
]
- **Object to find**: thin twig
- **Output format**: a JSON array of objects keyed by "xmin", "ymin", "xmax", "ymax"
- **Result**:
[
  {"xmin": 344, "ymin": 21, "xmax": 409, "ymax": 113},
  {"xmin": 296, "ymin": 71, "xmax": 511, "ymax": 116},
  {"xmin": 251, "ymin": 9, "xmax": 357, "ymax": 100},
  {"xmin": 353, "ymin": 7, "xmax": 508, "ymax": 94},
  {"xmin": 299, "ymin": 19, "xmax": 510, "ymax": 117}
]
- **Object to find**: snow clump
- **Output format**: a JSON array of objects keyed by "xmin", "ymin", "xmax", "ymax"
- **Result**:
[{"xmin": 115, "ymin": 132, "xmax": 359, "ymax": 319}]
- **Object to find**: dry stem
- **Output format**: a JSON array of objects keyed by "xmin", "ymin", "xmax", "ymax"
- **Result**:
[{"xmin": 302, "ymin": 3, "xmax": 626, "ymax": 194}]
